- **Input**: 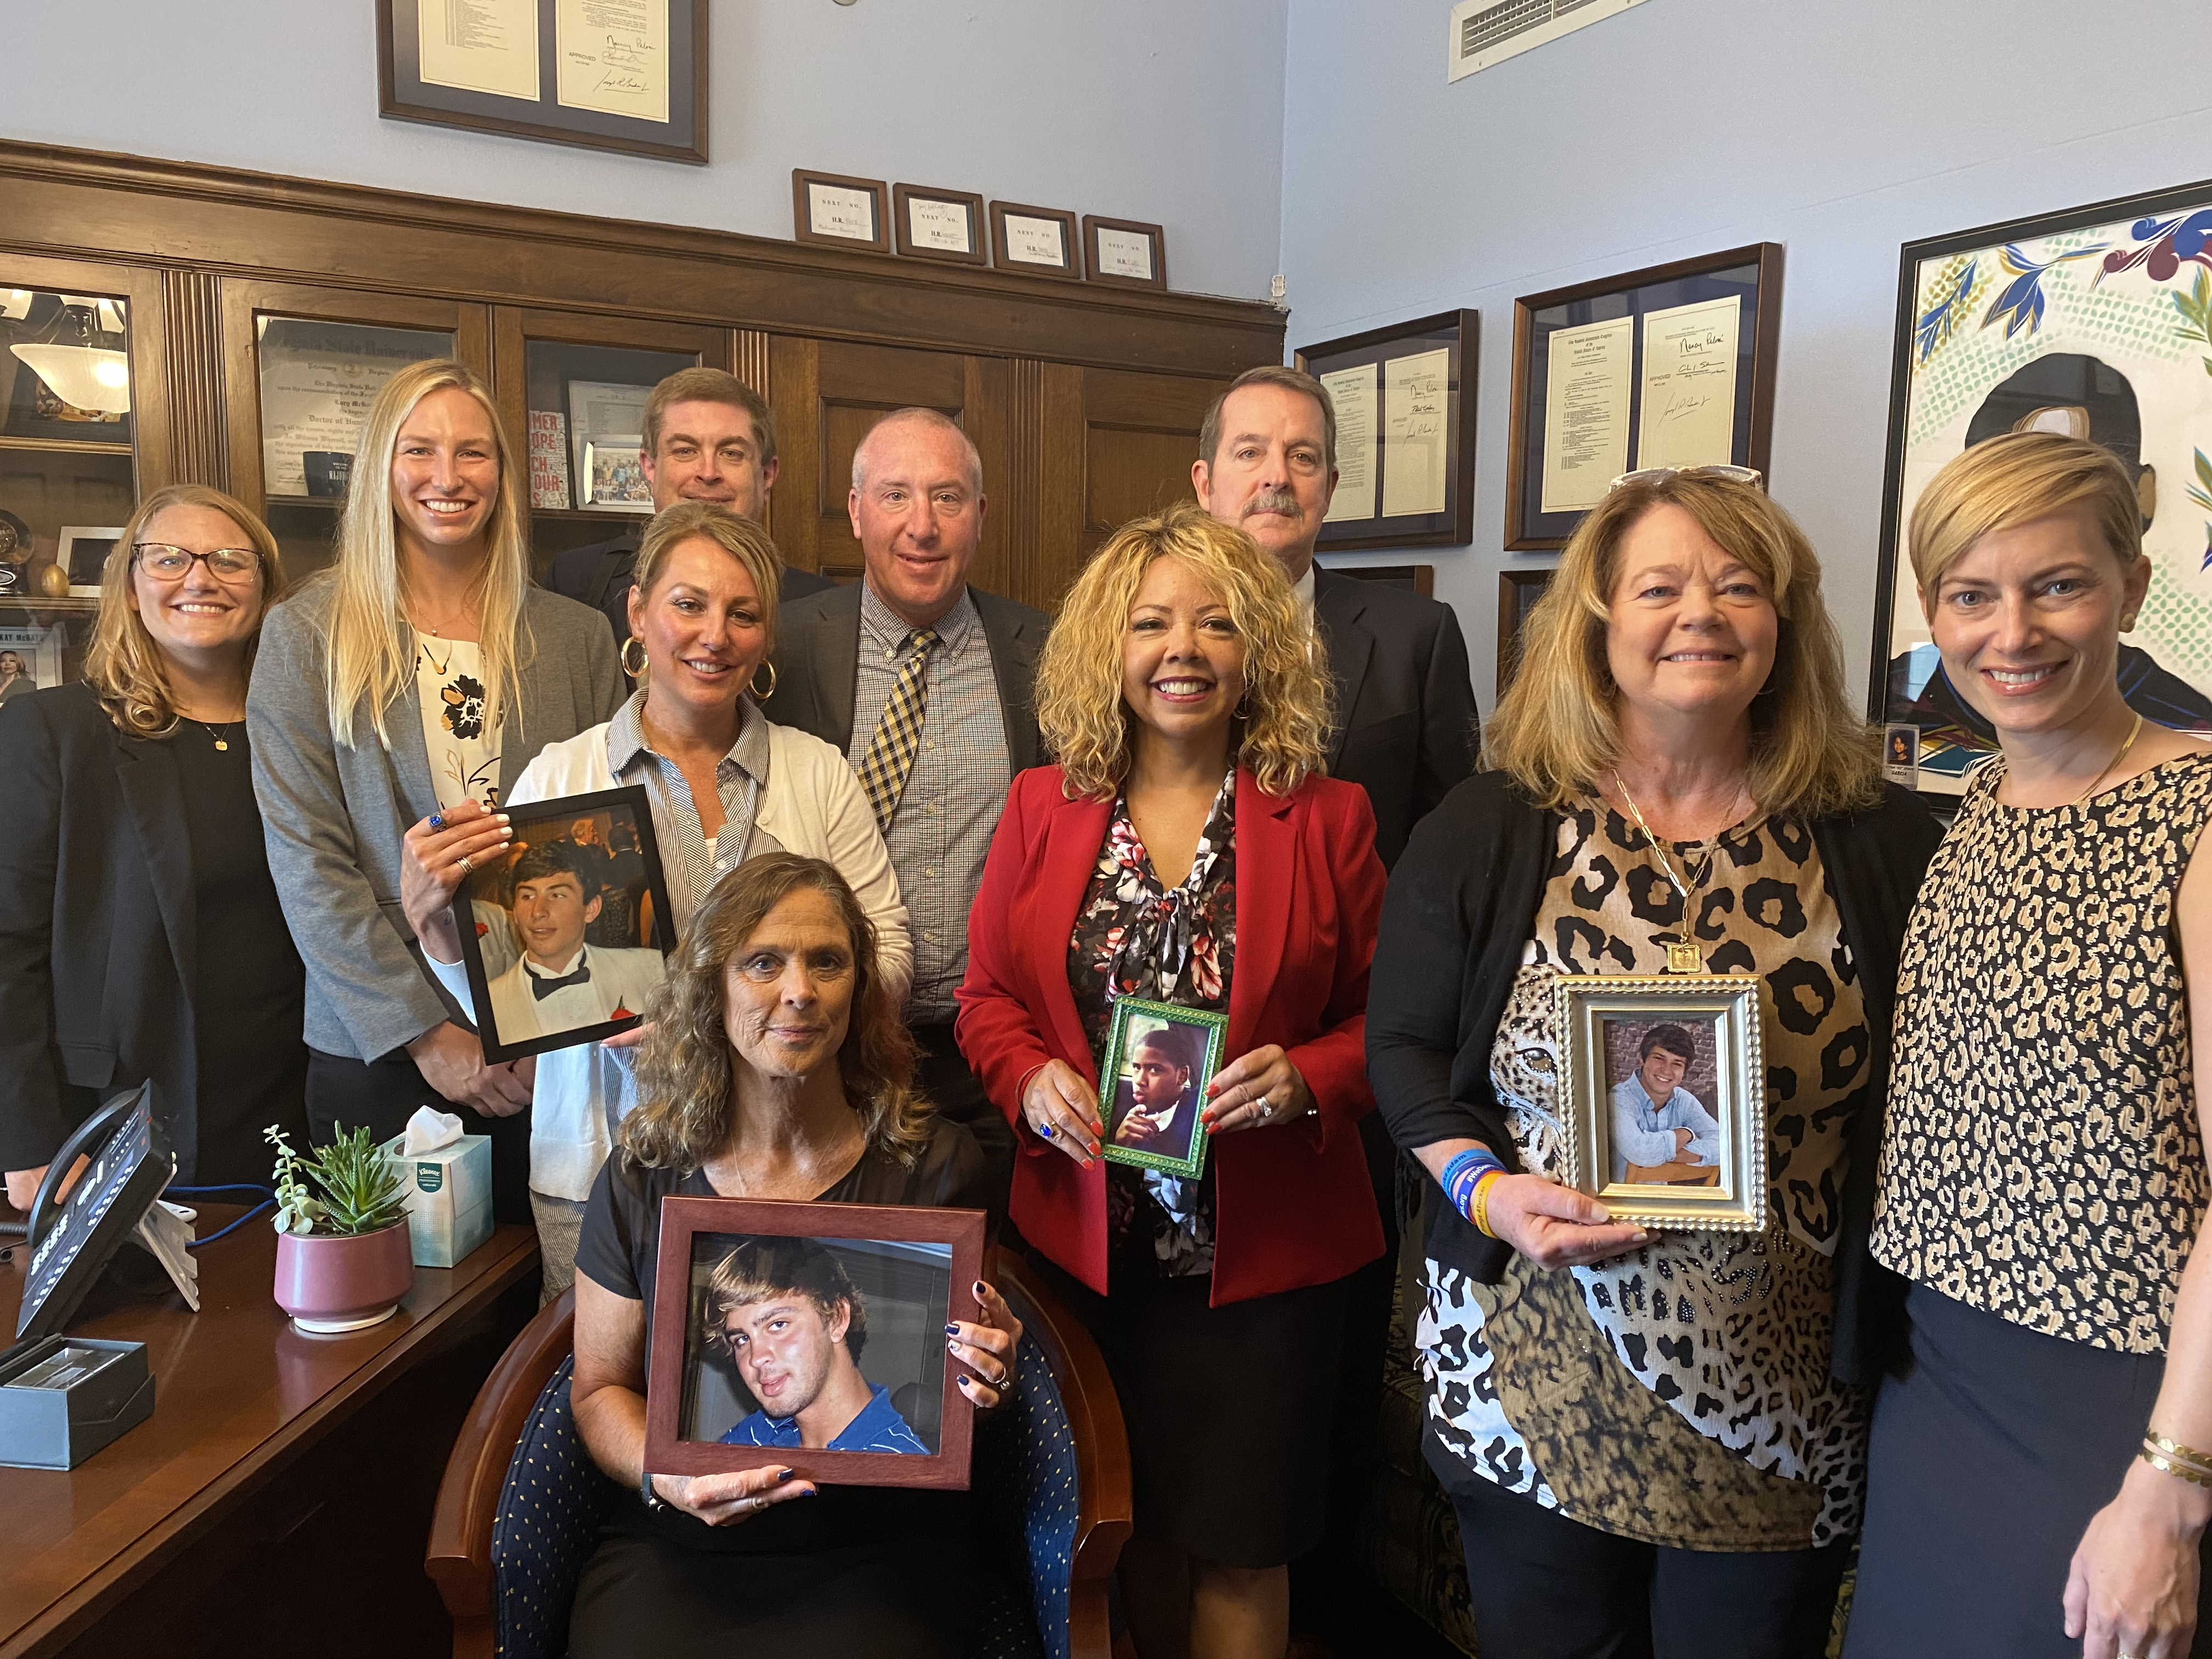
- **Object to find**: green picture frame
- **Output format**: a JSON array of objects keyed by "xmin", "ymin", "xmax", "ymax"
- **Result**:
[{"xmin": 1096, "ymin": 997, "xmax": 1228, "ymax": 1181}]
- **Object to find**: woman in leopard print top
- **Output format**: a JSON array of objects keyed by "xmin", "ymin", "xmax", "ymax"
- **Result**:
[{"xmin": 1848, "ymin": 434, "xmax": 2212, "ymax": 1659}]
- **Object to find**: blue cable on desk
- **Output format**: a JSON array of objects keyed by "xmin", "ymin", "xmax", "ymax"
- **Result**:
[{"xmin": 166, "ymin": 1184, "xmax": 276, "ymax": 1249}]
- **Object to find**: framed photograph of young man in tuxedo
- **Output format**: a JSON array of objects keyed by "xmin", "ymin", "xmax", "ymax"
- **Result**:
[
  {"xmin": 454, "ymin": 785, "xmax": 675, "ymax": 1063},
  {"xmin": 1097, "ymin": 997, "xmax": 1228, "ymax": 1181}
]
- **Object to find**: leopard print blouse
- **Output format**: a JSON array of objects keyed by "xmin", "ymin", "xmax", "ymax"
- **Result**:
[
  {"xmin": 1415, "ymin": 798, "xmax": 1871, "ymax": 1548},
  {"xmin": 1873, "ymin": 752, "xmax": 2212, "ymax": 1355}
]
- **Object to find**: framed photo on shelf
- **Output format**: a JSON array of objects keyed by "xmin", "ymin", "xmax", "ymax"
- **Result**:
[
  {"xmin": 988, "ymin": 201, "xmax": 1083, "ymax": 281},
  {"xmin": 645, "ymin": 1197, "xmax": 988, "ymax": 1490},
  {"xmin": 582, "ymin": 441, "xmax": 653, "ymax": 511},
  {"xmin": 1554, "ymin": 974, "xmax": 1766, "ymax": 1234},
  {"xmin": 376, "ymin": 0, "xmax": 709, "ymax": 165},
  {"xmin": 1096, "ymin": 997, "xmax": 1227, "ymax": 1181},
  {"xmin": 1083, "ymin": 216, "xmax": 1167, "ymax": 291},
  {"xmin": 1296, "ymin": 309, "xmax": 1478, "ymax": 550},
  {"xmin": 0, "ymin": 622, "xmax": 66, "ymax": 696},
  {"xmin": 793, "ymin": 170, "xmax": 891, "ymax": 254},
  {"xmin": 1867, "ymin": 179, "xmax": 2212, "ymax": 803},
  {"xmin": 892, "ymin": 184, "xmax": 987, "ymax": 266},
  {"xmin": 57, "ymin": 527, "xmax": 123, "ymax": 599},
  {"xmin": 1496, "ymin": 567, "xmax": 1556, "ymax": 696},
  {"xmin": 1505, "ymin": 243, "xmax": 1783, "ymax": 550},
  {"xmin": 565, "ymin": 377, "xmax": 652, "ymax": 510},
  {"xmin": 454, "ymin": 786, "xmax": 675, "ymax": 1064}
]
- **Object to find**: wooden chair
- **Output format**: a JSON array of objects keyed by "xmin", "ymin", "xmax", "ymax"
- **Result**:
[{"xmin": 425, "ymin": 1246, "xmax": 1131, "ymax": 1659}]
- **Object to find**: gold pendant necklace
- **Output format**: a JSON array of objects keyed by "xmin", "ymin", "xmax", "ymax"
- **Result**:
[
  {"xmin": 417, "ymin": 633, "xmax": 455, "ymax": 678},
  {"xmin": 1612, "ymin": 772, "xmax": 1735, "ymax": 973},
  {"xmin": 2071, "ymin": 712, "xmax": 2145, "ymax": 806},
  {"xmin": 199, "ymin": 720, "xmax": 234, "ymax": 752}
]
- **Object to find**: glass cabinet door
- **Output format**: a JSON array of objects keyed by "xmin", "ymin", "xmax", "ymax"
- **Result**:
[{"xmin": 220, "ymin": 279, "xmax": 490, "ymax": 580}]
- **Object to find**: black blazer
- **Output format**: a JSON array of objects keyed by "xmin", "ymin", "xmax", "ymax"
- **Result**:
[
  {"xmin": 766, "ymin": 580, "xmax": 1047, "ymax": 774},
  {"xmin": 0, "ymin": 682, "xmax": 300, "ymax": 1181},
  {"xmin": 1365, "ymin": 771, "xmax": 1944, "ymax": 1386},
  {"xmin": 548, "ymin": 528, "xmax": 837, "ymax": 658},
  {"xmin": 1313, "ymin": 568, "xmax": 1479, "ymax": 871}
]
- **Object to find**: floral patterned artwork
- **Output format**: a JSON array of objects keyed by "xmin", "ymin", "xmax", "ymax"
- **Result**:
[{"xmin": 1878, "ymin": 186, "xmax": 2212, "ymax": 799}]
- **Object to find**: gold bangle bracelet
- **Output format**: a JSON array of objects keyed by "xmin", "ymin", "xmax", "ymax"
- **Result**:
[
  {"xmin": 2141, "ymin": 1445, "xmax": 2212, "ymax": 1490},
  {"xmin": 2148, "ymin": 1430, "xmax": 2212, "ymax": 1468}
]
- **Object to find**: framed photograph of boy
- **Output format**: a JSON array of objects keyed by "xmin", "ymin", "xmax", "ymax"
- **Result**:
[
  {"xmin": 454, "ymin": 785, "xmax": 675, "ymax": 1064},
  {"xmin": 1096, "ymin": 997, "xmax": 1228, "ymax": 1181},
  {"xmin": 1554, "ymin": 974, "xmax": 1767, "ymax": 1232},
  {"xmin": 644, "ymin": 1197, "xmax": 988, "ymax": 1491}
]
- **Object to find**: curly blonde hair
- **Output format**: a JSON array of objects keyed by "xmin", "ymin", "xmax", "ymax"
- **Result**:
[
  {"xmin": 1036, "ymin": 501, "xmax": 1333, "ymax": 799},
  {"xmin": 619, "ymin": 853, "xmax": 929, "ymax": 1172}
]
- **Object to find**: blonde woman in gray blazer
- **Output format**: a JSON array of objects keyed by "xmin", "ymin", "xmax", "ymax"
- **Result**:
[{"xmin": 248, "ymin": 360, "xmax": 622, "ymax": 1223}]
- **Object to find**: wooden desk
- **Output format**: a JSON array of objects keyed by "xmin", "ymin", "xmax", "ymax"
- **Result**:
[{"xmin": 0, "ymin": 1207, "xmax": 538, "ymax": 1659}]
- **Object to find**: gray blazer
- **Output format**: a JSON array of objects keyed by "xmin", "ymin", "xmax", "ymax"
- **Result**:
[{"xmin": 247, "ymin": 578, "xmax": 624, "ymax": 1061}]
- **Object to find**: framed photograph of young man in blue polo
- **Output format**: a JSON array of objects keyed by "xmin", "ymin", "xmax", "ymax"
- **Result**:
[
  {"xmin": 453, "ymin": 785, "xmax": 675, "ymax": 1064},
  {"xmin": 1097, "ymin": 998, "xmax": 1229, "ymax": 1181},
  {"xmin": 1555, "ymin": 975, "xmax": 1767, "ymax": 1233},
  {"xmin": 644, "ymin": 1198, "xmax": 988, "ymax": 1492}
]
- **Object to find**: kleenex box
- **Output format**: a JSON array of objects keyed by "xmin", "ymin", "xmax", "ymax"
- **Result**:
[{"xmin": 380, "ymin": 1131, "xmax": 493, "ymax": 1267}]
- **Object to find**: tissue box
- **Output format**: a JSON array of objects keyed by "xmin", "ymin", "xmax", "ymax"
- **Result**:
[{"xmin": 380, "ymin": 1131, "xmax": 493, "ymax": 1268}]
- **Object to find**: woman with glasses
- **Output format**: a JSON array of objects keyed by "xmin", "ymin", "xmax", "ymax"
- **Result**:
[
  {"xmin": 247, "ymin": 359, "xmax": 623, "ymax": 1223},
  {"xmin": 0, "ymin": 484, "xmax": 308, "ymax": 1208},
  {"xmin": 1368, "ymin": 469, "xmax": 1940, "ymax": 1658}
]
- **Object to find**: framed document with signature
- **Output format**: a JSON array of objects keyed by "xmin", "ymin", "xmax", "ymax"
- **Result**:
[
  {"xmin": 1505, "ymin": 244, "xmax": 1782, "ymax": 550},
  {"xmin": 377, "ymin": 0, "xmax": 708, "ymax": 165},
  {"xmin": 1295, "ymin": 309, "xmax": 1477, "ymax": 551}
]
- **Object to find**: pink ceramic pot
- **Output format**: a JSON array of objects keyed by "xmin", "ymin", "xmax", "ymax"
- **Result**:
[{"xmin": 272, "ymin": 1222, "xmax": 416, "ymax": 1333}]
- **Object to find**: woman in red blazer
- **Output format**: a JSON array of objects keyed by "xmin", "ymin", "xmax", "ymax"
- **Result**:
[{"xmin": 958, "ymin": 501, "xmax": 1385, "ymax": 1659}]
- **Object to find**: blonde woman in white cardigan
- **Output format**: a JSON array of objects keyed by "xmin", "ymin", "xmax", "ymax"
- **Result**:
[{"xmin": 402, "ymin": 503, "xmax": 909, "ymax": 1296}]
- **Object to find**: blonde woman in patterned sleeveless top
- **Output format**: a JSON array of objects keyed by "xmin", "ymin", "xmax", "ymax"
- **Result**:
[
  {"xmin": 1370, "ymin": 470, "xmax": 1942, "ymax": 1659},
  {"xmin": 1848, "ymin": 432, "xmax": 2212, "ymax": 1659}
]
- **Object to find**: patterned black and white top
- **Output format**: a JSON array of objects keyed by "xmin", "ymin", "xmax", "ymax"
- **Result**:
[
  {"xmin": 1874, "ymin": 752, "xmax": 2212, "ymax": 1355},
  {"xmin": 1418, "ymin": 798, "xmax": 1871, "ymax": 1549}
]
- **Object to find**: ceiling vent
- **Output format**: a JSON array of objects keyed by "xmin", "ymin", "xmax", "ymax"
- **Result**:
[{"xmin": 1447, "ymin": 0, "xmax": 1650, "ymax": 81}]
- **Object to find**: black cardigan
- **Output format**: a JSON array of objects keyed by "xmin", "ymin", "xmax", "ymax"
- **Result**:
[{"xmin": 1366, "ymin": 770, "xmax": 1943, "ymax": 1386}]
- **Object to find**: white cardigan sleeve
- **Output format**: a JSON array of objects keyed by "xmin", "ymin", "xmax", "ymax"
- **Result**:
[{"xmin": 816, "ymin": 758, "xmax": 913, "ymax": 1006}]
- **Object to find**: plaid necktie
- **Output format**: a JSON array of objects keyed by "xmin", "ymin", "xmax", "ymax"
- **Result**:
[{"xmin": 857, "ymin": 628, "xmax": 939, "ymax": 832}]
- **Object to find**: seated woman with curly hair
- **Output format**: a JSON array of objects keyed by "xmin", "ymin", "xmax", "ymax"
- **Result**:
[{"xmin": 566, "ymin": 852, "xmax": 1018, "ymax": 1659}]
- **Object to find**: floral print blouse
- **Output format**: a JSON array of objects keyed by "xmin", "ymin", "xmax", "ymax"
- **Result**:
[{"xmin": 1066, "ymin": 770, "xmax": 1237, "ymax": 1278}]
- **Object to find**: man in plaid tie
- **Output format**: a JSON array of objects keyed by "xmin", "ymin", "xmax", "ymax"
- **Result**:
[{"xmin": 770, "ymin": 409, "xmax": 1047, "ymax": 1214}]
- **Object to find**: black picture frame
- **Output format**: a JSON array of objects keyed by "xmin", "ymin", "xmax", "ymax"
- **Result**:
[
  {"xmin": 1295, "ymin": 309, "xmax": 1479, "ymax": 551},
  {"xmin": 376, "ymin": 0, "xmax": 708, "ymax": 165},
  {"xmin": 1505, "ymin": 244, "xmax": 1783, "ymax": 550},
  {"xmin": 1497, "ymin": 566, "xmax": 1556, "ymax": 697},
  {"xmin": 455, "ymin": 785, "xmax": 676, "ymax": 1064}
]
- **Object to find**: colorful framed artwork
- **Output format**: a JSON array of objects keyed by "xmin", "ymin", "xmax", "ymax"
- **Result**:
[{"xmin": 1869, "ymin": 179, "xmax": 2212, "ymax": 802}]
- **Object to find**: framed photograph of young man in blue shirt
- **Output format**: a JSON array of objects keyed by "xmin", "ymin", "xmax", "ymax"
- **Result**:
[
  {"xmin": 645, "ymin": 1197, "xmax": 987, "ymax": 1490},
  {"xmin": 1555, "ymin": 975, "xmax": 1767, "ymax": 1233}
]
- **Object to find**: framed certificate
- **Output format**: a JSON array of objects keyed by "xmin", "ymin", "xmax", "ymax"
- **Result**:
[
  {"xmin": 1505, "ymin": 244, "xmax": 1783, "ymax": 550},
  {"xmin": 376, "ymin": 0, "xmax": 709, "ymax": 165},
  {"xmin": 891, "ymin": 184, "xmax": 986, "ymax": 267},
  {"xmin": 793, "ymin": 170, "xmax": 891, "ymax": 255},
  {"xmin": 1296, "ymin": 309, "xmax": 1478, "ymax": 550},
  {"xmin": 988, "ymin": 201, "xmax": 1083, "ymax": 281},
  {"xmin": 1082, "ymin": 216, "xmax": 1168, "ymax": 292}
]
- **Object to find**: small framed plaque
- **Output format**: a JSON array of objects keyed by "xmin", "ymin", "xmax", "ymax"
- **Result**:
[
  {"xmin": 793, "ymin": 170, "xmax": 891, "ymax": 255},
  {"xmin": 989, "ymin": 201, "xmax": 1083, "ymax": 281},
  {"xmin": 892, "ymin": 184, "xmax": 987, "ymax": 266},
  {"xmin": 1082, "ymin": 215, "xmax": 1168, "ymax": 292}
]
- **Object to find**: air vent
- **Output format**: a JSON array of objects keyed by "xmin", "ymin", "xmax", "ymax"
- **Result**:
[{"xmin": 1447, "ymin": 0, "xmax": 1649, "ymax": 81}]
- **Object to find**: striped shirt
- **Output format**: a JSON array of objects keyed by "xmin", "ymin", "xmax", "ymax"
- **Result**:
[{"xmin": 605, "ymin": 689, "xmax": 782, "ymax": 928}]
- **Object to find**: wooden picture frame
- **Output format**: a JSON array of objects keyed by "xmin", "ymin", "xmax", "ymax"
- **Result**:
[
  {"xmin": 645, "ymin": 1197, "xmax": 988, "ymax": 1490},
  {"xmin": 1505, "ymin": 243, "xmax": 1784, "ymax": 550},
  {"xmin": 891, "ymin": 184, "xmax": 987, "ymax": 267},
  {"xmin": 1296, "ymin": 308, "xmax": 1479, "ymax": 551},
  {"xmin": 1082, "ymin": 216, "xmax": 1168, "ymax": 291},
  {"xmin": 792, "ymin": 170, "xmax": 891, "ymax": 255},
  {"xmin": 988, "ymin": 201, "xmax": 1084, "ymax": 281},
  {"xmin": 376, "ymin": 0, "xmax": 708, "ymax": 165},
  {"xmin": 1497, "ymin": 566, "xmax": 1556, "ymax": 697}
]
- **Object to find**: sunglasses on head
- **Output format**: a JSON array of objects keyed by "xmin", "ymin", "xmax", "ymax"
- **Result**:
[{"xmin": 1607, "ymin": 465, "xmax": 1764, "ymax": 492}]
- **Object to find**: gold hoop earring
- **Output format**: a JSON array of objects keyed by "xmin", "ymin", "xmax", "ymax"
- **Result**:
[
  {"xmin": 751, "ymin": 660, "xmax": 778, "ymax": 700},
  {"xmin": 620, "ymin": 636, "xmax": 648, "ymax": 677}
]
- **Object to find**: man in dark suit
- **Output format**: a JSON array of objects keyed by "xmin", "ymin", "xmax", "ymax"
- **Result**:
[
  {"xmin": 547, "ymin": 367, "xmax": 833, "ymax": 660},
  {"xmin": 770, "ymin": 408, "xmax": 1045, "ymax": 1209},
  {"xmin": 1193, "ymin": 364, "xmax": 1477, "ymax": 870}
]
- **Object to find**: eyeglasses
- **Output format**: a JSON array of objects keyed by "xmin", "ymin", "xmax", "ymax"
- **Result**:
[
  {"xmin": 1608, "ymin": 465, "xmax": 1764, "ymax": 492},
  {"xmin": 132, "ymin": 543, "xmax": 262, "ymax": 582}
]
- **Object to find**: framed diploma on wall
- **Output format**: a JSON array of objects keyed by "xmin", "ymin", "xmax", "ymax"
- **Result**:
[
  {"xmin": 1504, "ymin": 244, "xmax": 1783, "ymax": 550},
  {"xmin": 1295, "ymin": 309, "xmax": 1477, "ymax": 551},
  {"xmin": 377, "ymin": 0, "xmax": 708, "ymax": 165}
]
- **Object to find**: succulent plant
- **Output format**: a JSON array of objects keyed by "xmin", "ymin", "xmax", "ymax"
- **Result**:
[{"xmin": 266, "ymin": 1124, "xmax": 410, "ymax": 1238}]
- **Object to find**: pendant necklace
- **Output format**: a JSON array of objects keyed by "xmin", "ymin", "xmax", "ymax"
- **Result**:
[
  {"xmin": 2070, "ymin": 712, "xmax": 2144, "ymax": 807},
  {"xmin": 417, "ymin": 632, "xmax": 456, "ymax": 678},
  {"xmin": 1611, "ymin": 772, "xmax": 1736, "ymax": 974},
  {"xmin": 198, "ymin": 720, "xmax": 235, "ymax": 753}
]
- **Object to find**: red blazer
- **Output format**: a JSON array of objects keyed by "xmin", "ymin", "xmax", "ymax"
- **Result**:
[{"xmin": 956, "ymin": 764, "xmax": 1387, "ymax": 1306}]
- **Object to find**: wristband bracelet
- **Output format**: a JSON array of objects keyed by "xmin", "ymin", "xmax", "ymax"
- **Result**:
[
  {"xmin": 2141, "ymin": 1443, "xmax": 2212, "ymax": 1491},
  {"xmin": 1469, "ymin": 1170, "xmax": 1504, "ymax": 1239},
  {"xmin": 1441, "ymin": 1147, "xmax": 1506, "ymax": 1224}
]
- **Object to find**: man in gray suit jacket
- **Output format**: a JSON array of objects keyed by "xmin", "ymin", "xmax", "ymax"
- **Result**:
[{"xmin": 769, "ymin": 408, "xmax": 1043, "ymax": 1210}]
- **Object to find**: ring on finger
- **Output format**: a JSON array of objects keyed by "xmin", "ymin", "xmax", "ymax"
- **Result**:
[{"xmin": 456, "ymin": 853, "xmax": 475, "ymax": 877}]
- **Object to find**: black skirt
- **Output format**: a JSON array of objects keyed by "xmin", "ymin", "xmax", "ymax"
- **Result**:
[
  {"xmin": 1846, "ymin": 1283, "xmax": 2212, "ymax": 1659},
  {"xmin": 1031, "ymin": 1243, "xmax": 1350, "ymax": 1569}
]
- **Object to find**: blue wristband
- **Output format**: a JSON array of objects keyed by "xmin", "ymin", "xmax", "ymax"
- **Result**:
[{"xmin": 1440, "ymin": 1147, "xmax": 1505, "ymax": 1221}]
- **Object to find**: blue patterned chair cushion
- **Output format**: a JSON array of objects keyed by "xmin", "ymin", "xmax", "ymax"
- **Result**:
[
  {"xmin": 489, "ymin": 1354, "xmax": 617, "ymax": 1659},
  {"xmin": 970, "ymin": 1331, "xmax": 1076, "ymax": 1659}
]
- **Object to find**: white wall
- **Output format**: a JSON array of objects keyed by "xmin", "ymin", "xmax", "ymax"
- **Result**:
[
  {"xmin": 4, "ymin": 1, "xmax": 1286, "ymax": 302},
  {"xmin": 1279, "ymin": 0, "xmax": 2212, "ymax": 707}
]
